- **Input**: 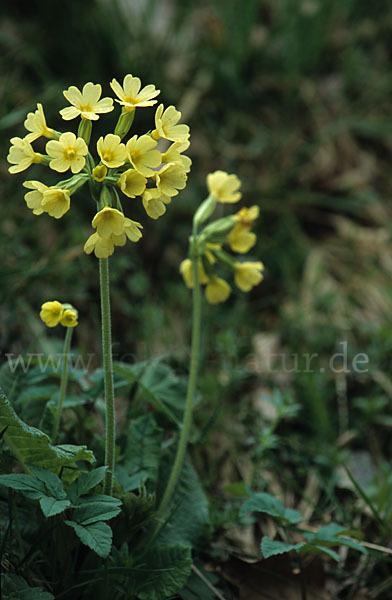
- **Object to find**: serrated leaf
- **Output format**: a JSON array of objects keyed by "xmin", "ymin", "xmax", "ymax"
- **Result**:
[
  {"xmin": 1, "ymin": 573, "xmax": 54, "ymax": 599},
  {"xmin": 157, "ymin": 452, "xmax": 209, "ymax": 546},
  {"xmin": 122, "ymin": 414, "xmax": 162, "ymax": 489},
  {"xmin": 240, "ymin": 492, "xmax": 302, "ymax": 524},
  {"xmin": 65, "ymin": 519, "xmax": 113, "ymax": 558},
  {"xmin": 72, "ymin": 494, "xmax": 122, "ymax": 525},
  {"xmin": 137, "ymin": 544, "xmax": 192, "ymax": 600},
  {"xmin": 29, "ymin": 465, "xmax": 66, "ymax": 498},
  {"xmin": 261, "ymin": 537, "xmax": 306, "ymax": 558},
  {"xmin": 39, "ymin": 496, "xmax": 71, "ymax": 517},
  {"xmin": 0, "ymin": 386, "xmax": 94, "ymax": 481},
  {"xmin": 0, "ymin": 473, "xmax": 47, "ymax": 499},
  {"xmin": 66, "ymin": 467, "xmax": 107, "ymax": 504},
  {"xmin": 303, "ymin": 522, "xmax": 367, "ymax": 555}
]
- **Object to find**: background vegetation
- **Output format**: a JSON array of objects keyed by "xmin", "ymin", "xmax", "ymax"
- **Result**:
[{"xmin": 2, "ymin": 0, "xmax": 392, "ymax": 597}]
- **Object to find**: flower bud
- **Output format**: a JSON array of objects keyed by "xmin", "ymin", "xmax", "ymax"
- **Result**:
[
  {"xmin": 200, "ymin": 216, "xmax": 235, "ymax": 244},
  {"xmin": 193, "ymin": 195, "xmax": 216, "ymax": 227}
]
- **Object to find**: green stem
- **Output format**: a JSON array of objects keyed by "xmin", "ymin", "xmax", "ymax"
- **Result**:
[
  {"xmin": 157, "ymin": 227, "xmax": 202, "ymax": 516},
  {"xmin": 52, "ymin": 327, "xmax": 73, "ymax": 442},
  {"xmin": 99, "ymin": 257, "xmax": 116, "ymax": 496}
]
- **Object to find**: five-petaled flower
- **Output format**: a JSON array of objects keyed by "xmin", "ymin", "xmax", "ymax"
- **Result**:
[
  {"xmin": 7, "ymin": 137, "xmax": 43, "ymax": 174},
  {"xmin": 24, "ymin": 103, "xmax": 56, "ymax": 143},
  {"xmin": 40, "ymin": 301, "xmax": 64, "ymax": 328},
  {"xmin": 152, "ymin": 104, "xmax": 190, "ymax": 143},
  {"xmin": 234, "ymin": 261, "xmax": 264, "ymax": 292},
  {"xmin": 227, "ymin": 205, "xmax": 259, "ymax": 253},
  {"xmin": 126, "ymin": 135, "xmax": 161, "ymax": 176},
  {"xmin": 97, "ymin": 134, "xmax": 126, "ymax": 168},
  {"xmin": 60, "ymin": 82, "xmax": 114, "ymax": 121},
  {"xmin": 207, "ymin": 170, "xmax": 241, "ymax": 204},
  {"xmin": 110, "ymin": 74, "xmax": 160, "ymax": 112},
  {"xmin": 46, "ymin": 132, "xmax": 88, "ymax": 173}
]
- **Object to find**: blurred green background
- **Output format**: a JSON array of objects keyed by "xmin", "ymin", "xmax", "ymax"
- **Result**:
[{"xmin": 2, "ymin": 0, "xmax": 392, "ymax": 586}]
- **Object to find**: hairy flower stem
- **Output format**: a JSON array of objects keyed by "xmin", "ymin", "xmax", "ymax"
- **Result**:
[
  {"xmin": 99, "ymin": 257, "xmax": 116, "ymax": 496},
  {"xmin": 158, "ymin": 226, "xmax": 202, "ymax": 517},
  {"xmin": 52, "ymin": 326, "xmax": 73, "ymax": 442}
]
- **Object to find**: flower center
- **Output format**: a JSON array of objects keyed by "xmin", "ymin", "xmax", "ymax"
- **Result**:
[
  {"xmin": 65, "ymin": 148, "xmax": 76, "ymax": 160},
  {"xmin": 80, "ymin": 104, "xmax": 93, "ymax": 113}
]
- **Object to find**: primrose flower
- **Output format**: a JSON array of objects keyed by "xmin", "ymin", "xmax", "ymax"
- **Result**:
[
  {"xmin": 41, "ymin": 188, "xmax": 71, "ymax": 219},
  {"xmin": 162, "ymin": 141, "xmax": 191, "ymax": 173},
  {"xmin": 152, "ymin": 105, "xmax": 190, "ymax": 143},
  {"xmin": 126, "ymin": 135, "xmax": 161, "ymax": 177},
  {"xmin": 46, "ymin": 132, "xmax": 88, "ymax": 174},
  {"xmin": 60, "ymin": 82, "xmax": 113, "ymax": 121},
  {"xmin": 234, "ymin": 261, "xmax": 264, "ymax": 292},
  {"xmin": 84, "ymin": 232, "xmax": 115, "ymax": 259},
  {"xmin": 205, "ymin": 276, "xmax": 231, "ymax": 304},
  {"xmin": 60, "ymin": 308, "xmax": 78, "ymax": 327},
  {"xmin": 154, "ymin": 162, "xmax": 188, "ymax": 197},
  {"xmin": 118, "ymin": 169, "xmax": 147, "ymax": 198},
  {"xmin": 40, "ymin": 301, "xmax": 64, "ymax": 328},
  {"xmin": 97, "ymin": 134, "xmax": 126, "ymax": 168},
  {"xmin": 92, "ymin": 207, "xmax": 125, "ymax": 238},
  {"xmin": 7, "ymin": 137, "xmax": 43, "ymax": 174},
  {"xmin": 207, "ymin": 171, "xmax": 241, "ymax": 204},
  {"xmin": 227, "ymin": 205, "xmax": 259, "ymax": 253},
  {"xmin": 110, "ymin": 74, "xmax": 160, "ymax": 112},
  {"xmin": 23, "ymin": 180, "xmax": 49, "ymax": 215},
  {"xmin": 142, "ymin": 188, "xmax": 170, "ymax": 220},
  {"xmin": 24, "ymin": 103, "xmax": 56, "ymax": 143},
  {"xmin": 92, "ymin": 164, "xmax": 108, "ymax": 182},
  {"xmin": 180, "ymin": 258, "xmax": 209, "ymax": 288}
]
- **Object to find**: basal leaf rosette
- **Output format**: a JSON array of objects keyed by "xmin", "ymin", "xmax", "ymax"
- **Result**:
[
  {"xmin": 7, "ymin": 74, "xmax": 191, "ymax": 258},
  {"xmin": 180, "ymin": 171, "xmax": 263, "ymax": 303}
]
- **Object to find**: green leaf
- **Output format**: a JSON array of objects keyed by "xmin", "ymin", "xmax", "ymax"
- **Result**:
[
  {"xmin": 0, "ymin": 386, "xmax": 94, "ymax": 481},
  {"xmin": 29, "ymin": 465, "xmax": 67, "ymax": 499},
  {"xmin": 65, "ymin": 519, "xmax": 113, "ymax": 558},
  {"xmin": 66, "ymin": 466, "xmax": 107, "ymax": 504},
  {"xmin": 1, "ymin": 573, "xmax": 54, "ymax": 599},
  {"xmin": 39, "ymin": 496, "xmax": 71, "ymax": 517},
  {"xmin": 0, "ymin": 473, "xmax": 47, "ymax": 500},
  {"xmin": 122, "ymin": 414, "xmax": 162, "ymax": 489},
  {"xmin": 303, "ymin": 522, "xmax": 367, "ymax": 555},
  {"xmin": 261, "ymin": 537, "xmax": 306, "ymax": 558},
  {"xmin": 240, "ymin": 492, "xmax": 302, "ymax": 524},
  {"xmin": 137, "ymin": 544, "xmax": 192, "ymax": 600},
  {"xmin": 157, "ymin": 453, "xmax": 209, "ymax": 546},
  {"xmin": 72, "ymin": 494, "xmax": 122, "ymax": 525}
]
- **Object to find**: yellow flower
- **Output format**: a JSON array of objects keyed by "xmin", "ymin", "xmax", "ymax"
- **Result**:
[
  {"xmin": 92, "ymin": 207, "xmax": 125, "ymax": 238},
  {"xmin": 41, "ymin": 188, "xmax": 71, "ymax": 219},
  {"xmin": 124, "ymin": 217, "xmax": 143, "ymax": 242},
  {"xmin": 110, "ymin": 74, "xmax": 160, "ymax": 112},
  {"xmin": 207, "ymin": 170, "xmax": 241, "ymax": 204},
  {"xmin": 118, "ymin": 169, "xmax": 147, "ymax": 198},
  {"xmin": 126, "ymin": 135, "xmax": 161, "ymax": 177},
  {"xmin": 154, "ymin": 162, "xmax": 187, "ymax": 197},
  {"xmin": 162, "ymin": 140, "xmax": 191, "ymax": 173},
  {"xmin": 179, "ymin": 258, "xmax": 209, "ymax": 288},
  {"xmin": 227, "ymin": 205, "xmax": 259, "ymax": 253},
  {"xmin": 142, "ymin": 188, "xmax": 170, "ymax": 220},
  {"xmin": 84, "ymin": 232, "xmax": 115, "ymax": 259},
  {"xmin": 7, "ymin": 137, "xmax": 43, "ymax": 174},
  {"xmin": 60, "ymin": 82, "xmax": 114, "ymax": 121},
  {"xmin": 205, "ymin": 276, "xmax": 231, "ymax": 304},
  {"xmin": 234, "ymin": 261, "xmax": 264, "ymax": 292},
  {"xmin": 92, "ymin": 164, "xmax": 108, "ymax": 182},
  {"xmin": 23, "ymin": 180, "xmax": 49, "ymax": 215},
  {"xmin": 24, "ymin": 103, "xmax": 56, "ymax": 143},
  {"xmin": 60, "ymin": 309, "xmax": 78, "ymax": 327},
  {"xmin": 152, "ymin": 104, "xmax": 190, "ymax": 143},
  {"xmin": 40, "ymin": 301, "xmax": 64, "ymax": 328},
  {"xmin": 97, "ymin": 134, "xmax": 126, "ymax": 168},
  {"xmin": 46, "ymin": 132, "xmax": 88, "ymax": 174}
]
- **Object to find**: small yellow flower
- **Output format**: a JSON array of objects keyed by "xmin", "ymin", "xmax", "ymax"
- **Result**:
[
  {"xmin": 97, "ymin": 134, "xmax": 126, "ymax": 168},
  {"xmin": 126, "ymin": 135, "xmax": 161, "ymax": 177},
  {"xmin": 154, "ymin": 162, "xmax": 187, "ymax": 197},
  {"xmin": 207, "ymin": 170, "xmax": 241, "ymax": 204},
  {"xmin": 24, "ymin": 103, "xmax": 56, "ymax": 143},
  {"xmin": 40, "ymin": 301, "xmax": 64, "ymax": 328},
  {"xmin": 110, "ymin": 74, "xmax": 160, "ymax": 112},
  {"xmin": 142, "ymin": 188, "xmax": 170, "ymax": 220},
  {"xmin": 92, "ymin": 164, "xmax": 108, "ymax": 182},
  {"xmin": 60, "ymin": 309, "xmax": 78, "ymax": 327},
  {"xmin": 124, "ymin": 217, "xmax": 143, "ymax": 242},
  {"xmin": 152, "ymin": 105, "xmax": 190, "ymax": 143},
  {"xmin": 205, "ymin": 276, "xmax": 231, "ymax": 304},
  {"xmin": 227, "ymin": 205, "xmax": 259, "ymax": 253},
  {"xmin": 46, "ymin": 132, "xmax": 88, "ymax": 174},
  {"xmin": 118, "ymin": 169, "xmax": 147, "ymax": 198},
  {"xmin": 41, "ymin": 188, "xmax": 71, "ymax": 219},
  {"xmin": 179, "ymin": 258, "xmax": 209, "ymax": 288},
  {"xmin": 92, "ymin": 207, "xmax": 125, "ymax": 238},
  {"xmin": 162, "ymin": 140, "xmax": 191, "ymax": 173},
  {"xmin": 84, "ymin": 232, "xmax": 115, "ymax": 259},
  {"xmin": 60, "ymin": 82, "xmax": 114, "ymax": 121},
  {"xmin": 23, "ymin": 180, "xmax": 49, "ymax": 215},
  {"xmin": 234, "ymin": 261, "xmax": 264, "ymax": 292},
  {"xmin": 7, "ymin": 137, "xmax": 43, "ymax": 174}
]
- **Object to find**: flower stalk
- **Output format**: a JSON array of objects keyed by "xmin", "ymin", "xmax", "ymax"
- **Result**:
[{"xmin": 52, "ymin": 326, "xmax": 73, "ymax": 442}]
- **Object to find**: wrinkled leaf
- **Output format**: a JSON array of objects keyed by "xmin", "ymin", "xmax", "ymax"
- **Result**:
[{"xmin": 137, "ymin": 544, "xmax": 192, "ymax": 600}]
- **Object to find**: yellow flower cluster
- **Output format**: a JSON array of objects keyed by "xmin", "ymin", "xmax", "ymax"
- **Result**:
[
  {"xmin": 7, "ymin": 74, "xmax": 191, "ymax": 258},
  {"xmin": 40, "ymin": 301, "xmax": 78, "ymax": 328},
  {"xmin": 180, "ymin": 171, "xmax": 263, "ymax": 304}
]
